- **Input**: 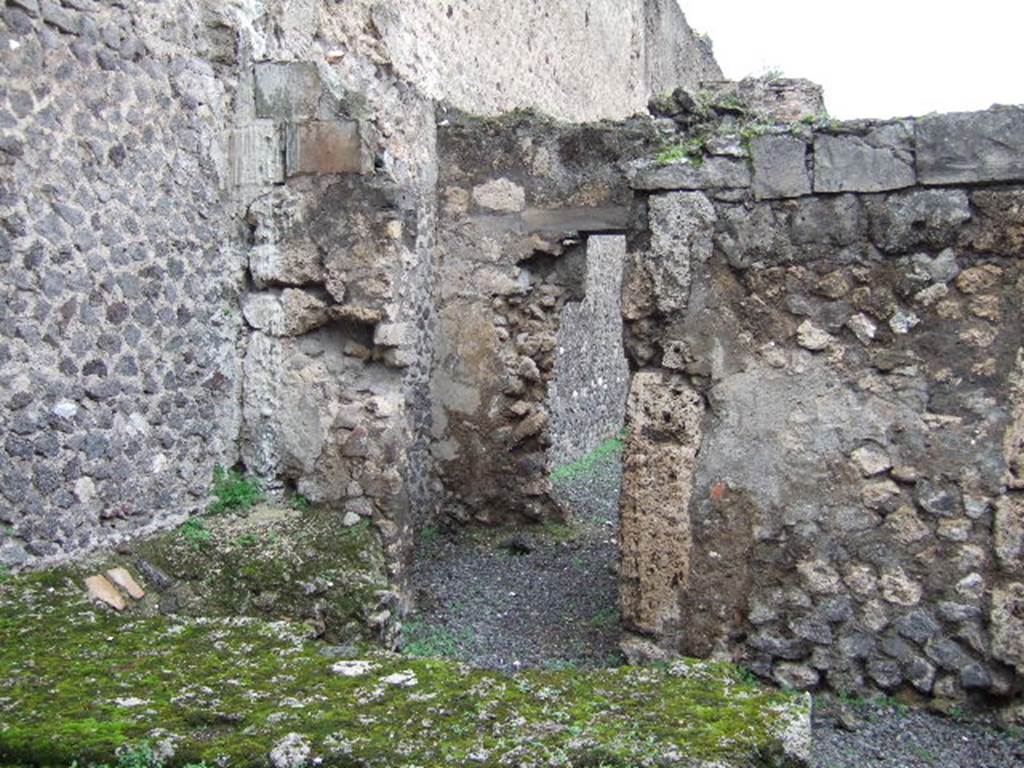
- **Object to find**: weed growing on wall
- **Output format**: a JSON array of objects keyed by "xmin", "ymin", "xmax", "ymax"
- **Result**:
[
  {"xmin": 654, "ymin": 137, "xmax": 706, "ymax": 166},
  {"xmin": 207, "ymin": 466, "xmax": 263, "ymax": 516}
]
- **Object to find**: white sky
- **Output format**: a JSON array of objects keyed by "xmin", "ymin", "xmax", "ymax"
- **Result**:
[{"xmin": 679, "ymin": 1, "xmax": 1024, "ymax": 120}]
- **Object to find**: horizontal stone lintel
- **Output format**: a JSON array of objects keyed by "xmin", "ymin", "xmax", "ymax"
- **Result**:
[
  {"xmin": 474, "ymin": 206, "xmax": 632, "ymax": 237},
  {"xmin": 631, "ymin": 157, "xmax": 751, "ymax": 192}
]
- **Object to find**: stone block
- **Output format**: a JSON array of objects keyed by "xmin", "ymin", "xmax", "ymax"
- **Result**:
[
  {"xmin": 992, "ymin": 583, "xmax": 1024, "ymax": 674},
  {"xmin": 866, "ymin": 189, "xmax": 971, "ymax": 253},
  {"xmin": 995, "ymin": 495, "xmax": 1024, "ymax": 572},
  {"xmin": 620, "ymin": 372, "xmax": 704, "ymax": 637},
  {"xmin": 254, "ymin": 62, "xmax": 322, "ymax": 121},
  {"xmin": 916, "ymin": 107, "xmax": 1024, "ymax": 185},
  {"xmin": 631, "ymin": 157, "xmax": 751, "ymax": 192},
  {"xmin": 85, "ymin": 574, "xmax": 126, "ymax": 611},
  {"xmin": 106, "ymin": 567, "xmax": 145, "ymax": 599},
  {"xmin": 750, "ymin": 134, "xmax": 811, "ymax": 200},
  {"xmin": 814, "ymin": 132, "xmax": 915, "ymax": 193},
  {"xmin": 285, "ymin": 121, "xmax": 365, "ymax": 176},
  {"xmin": 373, "ymin": 322, "xmax": 413, "ymax": 347},
  {"xmin": 228, "ymin": 121, "xmax": 283, "ymax": 187},
  {"xmin": 645, "ymin": 192, "xmax": 715, "ymax": 315},
  {"xmin": 242, "ymin": 289, "xmax": 331, "ymax": 337}
]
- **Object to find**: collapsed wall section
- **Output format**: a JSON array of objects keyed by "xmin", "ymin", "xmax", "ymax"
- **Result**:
[
  {"xmin": 430, "ymin": 112, "xmax": 668, "ymax": 524},
  {"xmin": 620, "ymin": 106, "xmax": 1024, "ymax": 701}
]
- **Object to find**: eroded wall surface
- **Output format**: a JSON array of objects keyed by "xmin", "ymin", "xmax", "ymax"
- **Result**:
[
  {"xmin": 621, "ymin": 106, "xmax": 1024, "ymax": 701},
  {"xmin": 430, "ymin": 113, "xmax": 667, "ymax": 523},
  {"xmin": 337, "ymin": 0, "xmax": 720, "ymax": 122},
  {"xmin": 1, "ymin": 0, "xmax": 717, "ymax": 571}
]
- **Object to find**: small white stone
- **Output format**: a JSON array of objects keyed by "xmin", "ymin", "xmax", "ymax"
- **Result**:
[
  {"xmin": 889, "ymin": 309, "xmax": 920, "ymax": 335},
  {"xmin": 846, "ymin": 313, "xmax": 877, "ymax": 344},
  {"xmin": 914, "ymin": 283, "xmax": 948, "ymax": 307},
  {"xmin": 112, "ymin": 697, "xmax": 149, "ymax": 707},
  {"xmin": 53, "ymin": 400, "xmax": 79, "ymax": 420},
  {"xmin": 381, "ymin": 671, "xmax": 418, "ymax": 688},
  {"xmin": 851, "ymin": 446, "xmax": 892, "ymax": 477},
  {"xmin": 331, "ymin": 660, "xmax": 376, "ymax": 677},
  {"xmin": 796, "ymin": 320, "xmax": 833, "ymax": 351},
  {"xmin": 956, "ymin": 573, "xmax": 985, "ymax": 601},
  {"xmin": 341, "ymin": 511, "xmax": 361, "ymax": 527},
  {"xmin": 269, "ymin": 733, "xmax": 310, "ymax": 768}
]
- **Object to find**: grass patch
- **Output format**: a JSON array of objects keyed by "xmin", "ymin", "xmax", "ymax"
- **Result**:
[
  {"xmin": 287, "ymin": 494, "xmax": 310, "ymax": 512},
  {"xmin": 177, "ymin": 519, "xmax": 212, "ymax": 550},
  {"xmin": 550, "ymin": 431, "xmax": 627, "ymax": 485},
  {"xmin": 401, "ymin": 620, "xmax": 468, "ymax": 659},
  {"xmin": 207, "ymin": 466, "xmax": 263, "ymax": 516}
]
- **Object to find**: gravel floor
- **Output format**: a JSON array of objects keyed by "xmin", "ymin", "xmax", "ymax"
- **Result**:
[
  {"xmin": 406, "ymin": 458, "xmax": 1024, "ymax": 765},
  {"xmin": 408, "ymin": 457, "xmax": 623, "ymax": 670},
  {"xmin": 811, "ymin": 697, "xmax": 1024, "ymax": 767}
]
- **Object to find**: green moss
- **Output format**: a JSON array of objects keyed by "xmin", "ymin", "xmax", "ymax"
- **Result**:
[
  {"xmin": 653, "ymin": 138, "xmax": 706, "ymax": 167},
  {"xmin": 0, "ymin": 575, "xmax": 807, "ymax": 767},
  {"xmin": 130, "ymin": 505, "xmax": 390, "ymax": 644}
]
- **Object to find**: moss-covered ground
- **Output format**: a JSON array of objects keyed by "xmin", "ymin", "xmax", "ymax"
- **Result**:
[
  {"xmin": 127, "ymin": 505, "xmax": 392, "ymax": 645},
  {"xmin": 0, "ymin": 571, "xmax": 808, "ymax": 767}
]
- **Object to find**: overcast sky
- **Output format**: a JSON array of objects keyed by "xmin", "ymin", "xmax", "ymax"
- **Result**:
[{"xmin": 680, "ymin": 1, "xmax": 1024, "ymax": 120}]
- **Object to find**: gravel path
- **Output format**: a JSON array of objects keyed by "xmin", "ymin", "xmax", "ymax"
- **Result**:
[{"xmin": 406, "ymin": 458, "xmax": 1024, "ymax": 765}]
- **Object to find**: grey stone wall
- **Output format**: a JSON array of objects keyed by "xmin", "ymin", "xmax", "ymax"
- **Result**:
[
  {"xmin": 548, "ymin": 235, "xmax": 629, "ymax": 470},
  {"xmin": 621, "ymin": 105, "xmax": 1024, "ymax": 701},
  {"xmin": 1, "ymin": 0, "xmax": 720, "ymax": 571},
  {"xmin": 0, "ymin": 0, "xmax": 240, "ymax": 567}
]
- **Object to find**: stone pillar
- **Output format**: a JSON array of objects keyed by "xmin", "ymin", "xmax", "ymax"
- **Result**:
[{"xmin": 619, "ymin": 371, "xmax": 704, "ymax": 640}]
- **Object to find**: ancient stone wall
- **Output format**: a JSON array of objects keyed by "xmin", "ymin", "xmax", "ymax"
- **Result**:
[
  {"xmin": 430, "ymin": 112, "xmax": 667, "ymax": 524},
  {"xmin": 0, "ymin": 0, "xmax": 242, "ymax": 567},
  {"xmin": 620, "ymin": 106, "xmax": 1024, "ymax": 701},
  {"xmin": 1, "ymin": 0, "xmax": 716, "ymax": 571},
  {"xmin": 333, "ymin": 0, "xmax": 720, "ymax": 123}
]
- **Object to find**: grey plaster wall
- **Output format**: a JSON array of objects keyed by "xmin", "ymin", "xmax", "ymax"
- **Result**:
[{"xmin": 325, "ymin": 0, "xmax": 721, "ymax": 123}]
